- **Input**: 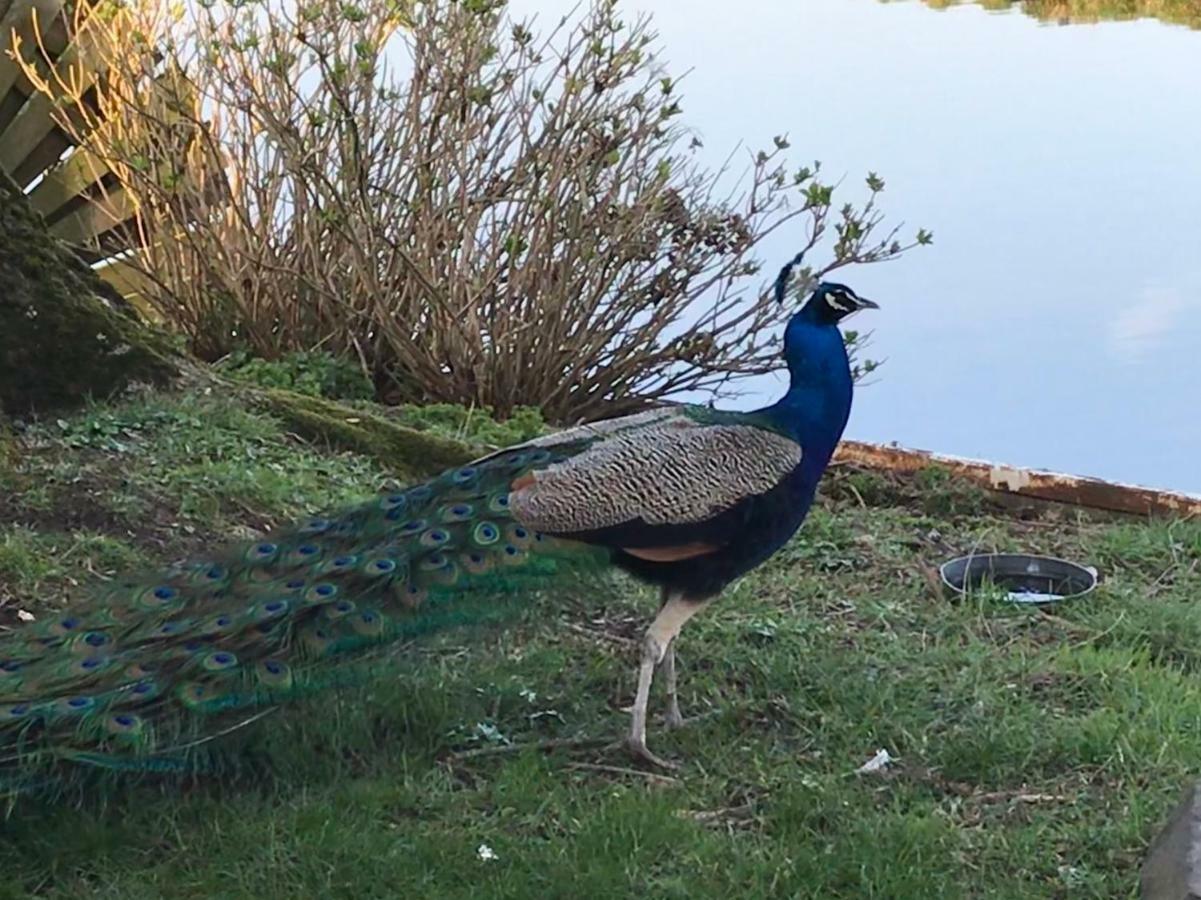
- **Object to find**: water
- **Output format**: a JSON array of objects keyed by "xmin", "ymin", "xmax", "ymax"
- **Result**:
[{"xmin": 510, "ymin": 0, "xmax": 1201, "ymax": 493}]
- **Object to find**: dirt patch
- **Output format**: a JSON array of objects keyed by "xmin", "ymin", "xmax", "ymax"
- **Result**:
[{"xmin": 0, "ymin": 445, "xmax": 224, "ymax": 562}]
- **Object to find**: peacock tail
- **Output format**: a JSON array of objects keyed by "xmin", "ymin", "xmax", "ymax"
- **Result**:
[{"xmin": 0, "ymin": 444, "xmax": 607, "ymax": 798}]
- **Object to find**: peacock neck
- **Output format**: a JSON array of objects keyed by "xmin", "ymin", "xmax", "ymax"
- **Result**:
[{"xmin": 757, "ymin": 319, "xmax": 854, "ymax": 471}]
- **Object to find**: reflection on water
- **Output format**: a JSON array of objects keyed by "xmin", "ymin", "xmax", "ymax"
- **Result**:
[
  {"xmin": 907, "ymin": 0, "xmax": 1201, "ymax": 30},
  {"xmin": 510, "ymin": 0, "xmax": 1201, "ymax": 492}
]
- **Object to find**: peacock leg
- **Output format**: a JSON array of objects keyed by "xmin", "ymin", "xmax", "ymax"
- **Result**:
[
  {"xmin": 627, "ymin": 590, "xmax": 708, "ymax": 769},
  {"xmin": 659, "ymin": 638, "xmax": 686, "ymax": 730}
]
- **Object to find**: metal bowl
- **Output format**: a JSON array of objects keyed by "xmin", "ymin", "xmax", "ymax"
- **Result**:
[{"xmin": 939, "ymin": 553, "xmax": 1098, "ymax": 605}]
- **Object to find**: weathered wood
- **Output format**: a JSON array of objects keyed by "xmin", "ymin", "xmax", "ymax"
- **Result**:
[
  {"xmin": 0, "ymin": 0, "xmax": 65, "ymax": 106},
  {"xmin": 48, "ymin": 181, "xmax": 135, "ymax": 244},
  {"xmin": 93, "ymin": 255, "xmax": 153, "ymax": 295},
  {"xmin": 834, "ymin": 440, "xmax": 1201, "ymax": 518},
  {"xmin": 11, "ymin": 122, "xmax": 71, "ymax": 187},
  {"xmin": 24, "ymin": 144, "xmax": 112, "ymax": 218},
  {"xmin": 1, "ymin": 3, "xmax": 223, "ymax": 301},
  {"xmin": 0, "ymin": 10, "xmax": 108, "ymax": 186},
  {"xmin": 93, "ymin": 255, "xmax": 168, "ymax": 323}
]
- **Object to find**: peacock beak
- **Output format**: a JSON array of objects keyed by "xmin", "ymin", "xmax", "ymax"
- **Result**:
[{"xmin": 855, "ymin": 297, "xmax": 879, "ymax": 310}]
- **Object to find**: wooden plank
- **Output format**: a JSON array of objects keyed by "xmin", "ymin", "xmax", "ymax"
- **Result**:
[
  {"xmin": 11, "ymin": 123, "xmax": 70, "ymax": 186},
  {"xmin": 93, "ymin": 256, "xmax": 167, "ymax": 323},
  {"xmin": 94, "ymin": 256, "xmax": 152, "ymax": 295},
  {"xmin": 0, "ymin": 89, "xmax": 64, "ymax": 181},
  {"xmin": 0, "ymin": 8, "xmax": 107, "ymax": 183},
  {"xmin": 1, "ymin": 84, "xmax": 104, "ymax": 190},
  {"xmin": 94, "ymin": 244, "xmax": 190, "ymax": 324},
  {"xmin": 23, "ymin": 143, "xmax": 110, "ymax": 219},
  {"xmin": 0, "ymin": 0, "xmax": 66, "ymax": 103},
  {"xmin": 14, "ymin": 73, "xmax": 101, "ymax": 187},
  {"xmin": 833, "ymin": 440, "xmax": 1201, "ymax": 519},
  {"xmin": 48, "ymin": 182, "xmax": 135, "ymax": 244},
  {"xmin": 0, "ymin": 10, "xmax": 70, "ymax": 131},
  {"xmin": 70, "ymin": 226, "xmax": 138, "ymax": 264},
  {"xmin": 0, "ymin": 84, "xmax": 28, "ymax": 136}
]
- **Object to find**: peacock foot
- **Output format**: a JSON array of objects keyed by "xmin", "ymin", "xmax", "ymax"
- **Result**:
[
  {"xmin": 625, "ymin": 734, "xmax": 680, "ymax": 771},
  {"xmin": 662, "ymin": 698, "xmax": 687, "ymax": 731}
]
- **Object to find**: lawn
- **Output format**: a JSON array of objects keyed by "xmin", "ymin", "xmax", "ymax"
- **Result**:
[{"xmin": 0, "ymin": 388, "xmax": 1197, "ymax": 898}]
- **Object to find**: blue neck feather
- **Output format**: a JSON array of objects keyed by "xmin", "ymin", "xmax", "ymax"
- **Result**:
[{"xmin": 756, "ymin": 304, "xmax": 854, "ymax": 468}]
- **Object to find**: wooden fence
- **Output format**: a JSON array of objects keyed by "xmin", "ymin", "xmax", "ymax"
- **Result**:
[{"xmin": 0, "ymin": 0, "xmax": 210, "ymax": 312}]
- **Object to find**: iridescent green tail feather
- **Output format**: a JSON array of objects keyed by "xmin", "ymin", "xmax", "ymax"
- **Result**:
[{"xmin": 0, "ymin": 447, "xmax": 607, "ymax": 799}]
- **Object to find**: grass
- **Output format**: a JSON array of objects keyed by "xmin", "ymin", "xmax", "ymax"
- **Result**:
[{"xmin": 0, "ymin": 389, "xmax": 1198, "ymax": 898}]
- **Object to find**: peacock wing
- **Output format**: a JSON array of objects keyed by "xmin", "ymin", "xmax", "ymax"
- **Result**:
[{"xmin": 507, "ymin": 418, "xmax": 802, "ymax": 552}]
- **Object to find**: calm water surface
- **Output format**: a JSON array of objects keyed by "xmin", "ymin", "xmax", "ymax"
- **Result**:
[{"xmin": 513, "ymin": 0, "xmax": 1201, "ymax": 493}]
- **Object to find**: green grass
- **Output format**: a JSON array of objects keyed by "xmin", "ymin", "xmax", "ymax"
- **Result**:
[{"xmin": 0, "ymin": 390, "xmax": 1197, "ymax": 897}]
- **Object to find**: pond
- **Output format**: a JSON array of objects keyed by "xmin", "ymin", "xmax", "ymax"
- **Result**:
[{"xmin": 514, "ymin": 0, "xmax": 1201, "ymax": 494}]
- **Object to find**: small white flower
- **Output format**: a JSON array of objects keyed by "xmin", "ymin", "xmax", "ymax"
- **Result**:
[
  {"xmin": 477, "ymin": 843, "xmax": 497, "ymax": 862},
  {"xmin": 519, "ymin": 688, "xmax": 537, "ymax": 703},
  {"xmin": 16, "ymin": 610, "xmax": 35, "ymax": 622}
]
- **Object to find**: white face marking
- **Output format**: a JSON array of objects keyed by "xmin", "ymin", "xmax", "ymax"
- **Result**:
[{"xmin": 825, "ymin": 290, "xmax": 857, "ymax": 313}]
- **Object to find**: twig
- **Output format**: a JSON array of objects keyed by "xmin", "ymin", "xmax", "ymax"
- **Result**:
[
  {"xmin": 566, "ymin": 762, "xmax": 681, "ymax": 785},
  {"xmin": 563, "ymin": 621, "xmax": 638, "ymax": 648},
  {"xmin": 685, "ymin": 802, "xmax": 756, "ymax": 822},
  {"xmin": 1068, "ymin": 609, "xmax": 1126, "ymax": 650},
  {"xmin": 1034, "ymin": 610, "xmax": 1092, "ymax": 635},
  {"xmin": 972, "ymin": 791, "xmax": 1070, "ymax": 805},
  {"xmin": 1147, "ymin": 559, "xmax": 1197, "ymax": 598},
  {"xmin": 449, "ymin": 736, "xmax": 609, "ymax": 760}
]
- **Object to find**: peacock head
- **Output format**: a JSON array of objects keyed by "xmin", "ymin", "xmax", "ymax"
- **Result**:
[
  {"xmin": 774, "ymin": 252, "xmax": 879, "ymax": 327},
  {"xmin": 802, "ymin": 281, "xmax": 879, "ymax": 325}
]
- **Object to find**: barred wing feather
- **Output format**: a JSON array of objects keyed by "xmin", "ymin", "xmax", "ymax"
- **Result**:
[{"xmin": 509, "ymin": 420, "xmax": 802, "ymax": 537}]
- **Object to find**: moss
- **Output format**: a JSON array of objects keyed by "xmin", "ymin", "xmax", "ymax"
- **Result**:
[
  {"xmin": 0, "ymin": 171, "xmax": 179, "ymax": 414},
  {"xmin": 0, "ymin": 420, "xmax": 17, "ymax": 486},
  {"xmin": 251, "ymin": 387, "xmax": 478, "ymax": 478}
]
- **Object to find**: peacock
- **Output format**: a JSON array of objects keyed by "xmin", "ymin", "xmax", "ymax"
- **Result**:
[{"xmin": 0, "ymin": 253, "xmax": 877, "ymax": 795}]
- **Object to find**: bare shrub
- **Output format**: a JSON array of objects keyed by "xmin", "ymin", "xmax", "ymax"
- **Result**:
[{"xmin": 16, "ymin": 0, "xmax": 928, "ymax": 421}]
